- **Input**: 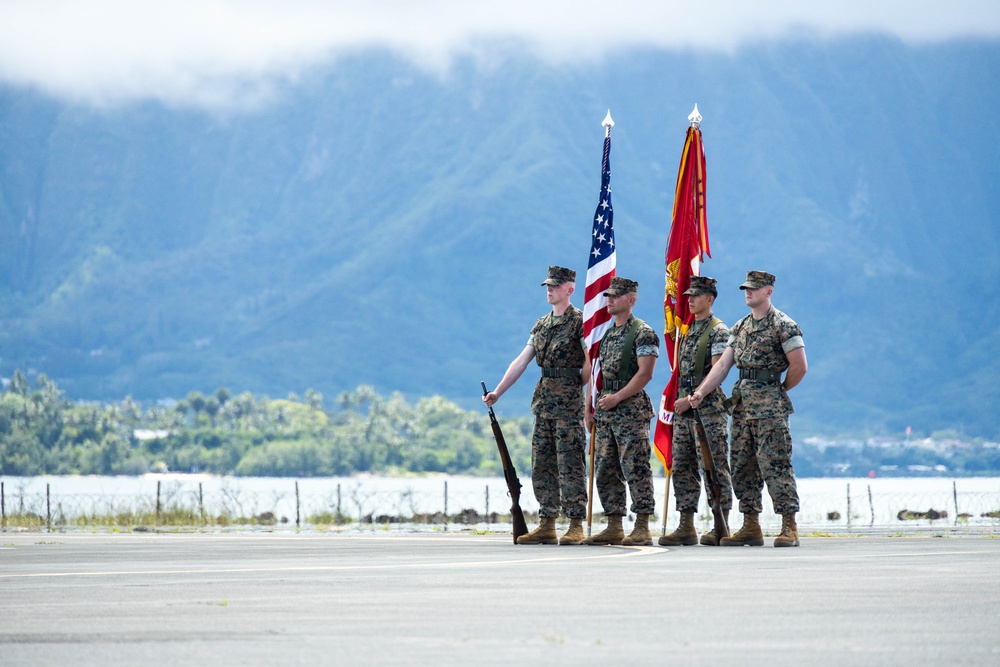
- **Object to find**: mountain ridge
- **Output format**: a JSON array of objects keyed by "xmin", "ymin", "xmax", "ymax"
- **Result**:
[{"xmin": 1, "ymin": 37, "xmax": 998, "ymax": 438}]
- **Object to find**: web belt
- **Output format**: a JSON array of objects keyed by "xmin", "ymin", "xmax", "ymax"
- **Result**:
[
  {"xmin": 738, "ymin": 368, "xmax": 782, "ymax": 383},
  {"xmin": 540, "ymin": 367, "xmax": 581, "ymax": 379}
]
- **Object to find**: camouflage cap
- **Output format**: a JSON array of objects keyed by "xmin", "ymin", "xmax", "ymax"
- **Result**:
[
  {"xmin": 541, "ymin": 266, "xmax": 576, "ymax": 286},
  {"xmin": 739, "ymin": 270, "xmax": 776, "ymax": 290},
  {"xmin": 603, "ymin": 276, "xmax": 638, "ymax": 297},
  {"xmin": 683, "ymin": 276, "xmax": 718, "ymax": 297}
]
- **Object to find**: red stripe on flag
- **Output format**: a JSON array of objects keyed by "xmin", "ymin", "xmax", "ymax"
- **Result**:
[{"xmin": 583, "ymin": 273, "xmax": 614, "ymax": 303}]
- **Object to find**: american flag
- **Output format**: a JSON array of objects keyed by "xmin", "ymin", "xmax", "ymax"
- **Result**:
[{"xmin": 583, "ymin": 111, "xmax": 617, "ymax": 406}]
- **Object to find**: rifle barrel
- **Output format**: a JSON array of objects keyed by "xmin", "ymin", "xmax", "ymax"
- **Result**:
[
  {"xmin": 481, "ymin": 381, "xmax": 529, "ymax": 543},
  {"xmin": 693, "ymin": 408, "xmax": 730, "ymax": 542}
]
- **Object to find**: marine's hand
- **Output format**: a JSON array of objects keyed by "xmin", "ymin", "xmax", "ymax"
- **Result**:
[
  {"xmin": 689, "ymin": 391, "xmax": 704, "ymax": 409},
  {"xmin": 584, "ymin": 409, "xmax": 594, "ymax": 431},
  {"xmin": 598, "ymin": 392, "xmax": 621, "ymax": 411},
  {"xmin": 675, "ymin": 396, "xmax": 690, "ymax": 415},
  {"xmin": 483, "ymin": 392, "xmax": 499, "ymax": 407}
]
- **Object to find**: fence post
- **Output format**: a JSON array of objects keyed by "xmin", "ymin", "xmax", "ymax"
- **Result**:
[
  {"xmin": 846, "ymin": 483, "xmax": 852, "ymax": 530},
  {"xmin": 199, "ymin": 483, "xmax": 205, "ymax": 523},
  {"xmin": 444, "ymin": 480, "xmax": 449, "ymax": 531},
  {"xmin": 46, "ymin": 483, "xmax": 51, "ymax": 532},
  {"xmin": 295, "ymin": 481, "xmax": 301, "ymax": 528},
  {"xmin": 156, "ymin": 481, "xmax": 162, "ymax": 524},
  {"xmin": 337, "ymin": 483, "xmax": 342, "ymax": 523},
  {"xmin": 1, "ymin": 481, "xmax": 5, "ymax": 529},
  {"xmin": 485, "ymin": 485, "xmax": 490, "ymax": 529},
  {"xmin": 953, "ymin": 480, "xmax": 959, "ymax": 527},
  {"xmin": 868, "ymin": 485, "xmax": 874, "ymax": 528}
]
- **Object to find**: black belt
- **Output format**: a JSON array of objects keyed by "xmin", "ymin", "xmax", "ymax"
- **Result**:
[
  {"xmin": 541, "ymin": 367, "xmax": 581, "ymax": 379},
  {"xmin": 679, "ymin": 374, "xmax": 703, "ymax": 389},
  {"xmin": 738, "ymin": 368, "xmax": 782, "ymax": 383},
  {"xmin": 603, "ymin": 379, "xmax": 631, "ymax": 391}
]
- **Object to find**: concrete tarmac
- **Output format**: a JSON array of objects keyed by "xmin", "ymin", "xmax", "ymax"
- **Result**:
[{"xmin": 2, "ymin": 531, "xmax": 999, "ymax": 666}]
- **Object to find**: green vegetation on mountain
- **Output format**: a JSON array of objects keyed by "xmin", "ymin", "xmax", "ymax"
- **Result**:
[{"xmin": 1, "ymin": 39, "xmax": 999, "ymax": 439}]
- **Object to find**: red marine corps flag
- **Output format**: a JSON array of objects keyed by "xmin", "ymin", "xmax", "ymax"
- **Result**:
[{"xmin": 653, "ymin": 105, "xmax": 711, "ymax": 527}]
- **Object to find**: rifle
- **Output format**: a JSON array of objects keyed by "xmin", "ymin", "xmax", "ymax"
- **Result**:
[
  {"xmin": 692, "ymin": 407, "xmax": 730, "ymax": 543},
  {"xmin": 481, "ymin": 382, "xmax": 530, "ymax": 544}
]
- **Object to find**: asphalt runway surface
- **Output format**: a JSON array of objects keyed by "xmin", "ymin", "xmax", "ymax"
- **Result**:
[{"xmin": 2, "ymin": 530, "xmax": 999, "ymax": 666}]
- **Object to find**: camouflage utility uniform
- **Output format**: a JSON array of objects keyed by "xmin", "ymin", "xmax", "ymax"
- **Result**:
[
  {"xmin": 673, "ymin": 316, "xmax": 733, "ymax": 513},
  {"xmin": 527, "ymin": 304, "xmax": 588, "ymax": 519},
  {"xmin": 594, "ymin": 315, "xmax": 658, "ymax": 516},
  {"xmin": 728, "ymin": 305, "xmax": 804, "ymax": 515}
]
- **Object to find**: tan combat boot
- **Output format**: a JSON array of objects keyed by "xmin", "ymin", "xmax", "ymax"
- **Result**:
[
  {"xmin": 720, "ymin": 512, "xmax": 764, "ymax": 547},
  {"xmin": 658, "ymin": 511, "xmax": 698, "ymax": 546},
  {"xmin": 558, "ymin": 518, "xmax": 585, "ymax": 545},
  {"xmin": 517, "ymin": 516, "xmax": 558, "ymax": 545},
  {"xmin": 583, "ymin": 514, "xmax": 624, "ymax": 545},
  {"xmin": 621, "ymin": 513, "xmax": 653, "ymax": 546},
  {"xmin": 699, "ymin": 510, "xmax": 730, "ymax": 546},
  {"xmin": 774, "ymin": 513, "xmax": 800, "ymax": 547}
]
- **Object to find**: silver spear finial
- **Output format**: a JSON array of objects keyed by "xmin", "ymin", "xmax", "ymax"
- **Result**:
[
  {"xmin": 603, "ymin": 109, "xmax": 614, "ymax": 137},
  {"xmin": 688, "ymin": 104, "xmax": 702, "ymax": 127}
]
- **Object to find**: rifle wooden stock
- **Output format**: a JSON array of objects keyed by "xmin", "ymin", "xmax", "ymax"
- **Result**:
[
  {"xmin": 481, "ymin": 382, "xmax": 530, "ymax": 544},
  {"xmin": 692, "ymin": 408, "xmax": 730, "ymax": 543}
]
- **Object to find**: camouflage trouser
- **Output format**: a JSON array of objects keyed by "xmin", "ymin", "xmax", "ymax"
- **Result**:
[
  {"xmin": 730, "ymin": 414, "xmax": 800, "ymax": 515},
  {"xmin": 671, "ymin": 410, "xmax": 733, "ymax": 512},
  {"xmin": 531, "ymin": 417, "xmax": 588, "ymax": 519},
  {"xmin": 594, "ymin": 409, "xmax": 656, "ymax": 516}
]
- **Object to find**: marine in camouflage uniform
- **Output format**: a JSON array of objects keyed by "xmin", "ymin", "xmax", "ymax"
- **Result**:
[
  {"xmin": 483, "ymin": 266, "xmax": 589, "ymax": 545},
  {"xmin": 585, "ymin": 277, "xmax": 659, "ymax": 546},
  {"xmin": 690, "ymin": 270, "xmax": 808, "ymax": 547},
  {"xmin": 527, "ymin": 301, "xmax": 588, "ymax": 523},
  {"xmin": 660, "ymin": 276, "xmax": 733, "ymax": 547}
]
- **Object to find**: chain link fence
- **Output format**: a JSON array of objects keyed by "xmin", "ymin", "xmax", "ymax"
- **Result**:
[{"xmin": 2, "ymin": 476, "xmax": 999, "ymax": 535}]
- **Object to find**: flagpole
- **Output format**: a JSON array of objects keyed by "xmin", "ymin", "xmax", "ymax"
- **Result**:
[
  {"xmin": 672, "ymin": 334, "xmax": 681, "ymax": 373},
  {"xmin": 661, "ymin": 471, "xmax": 672, "ymax": 536},
  {"xmin": 586, "ymin": 423, "xmax": 596, "ymax": 537},
  {"xmin": 665, "ymin": 104, "xmax": 699, "ymax": 537},
  {"xmin": 584, "ymin": 110, "xmax": 615, "ymax": 538},
  {"xmin": 654, "ymin": 104, "xmax": 710, "ymax": 536}
]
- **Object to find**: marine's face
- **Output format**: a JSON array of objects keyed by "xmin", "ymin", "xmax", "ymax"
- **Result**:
[
  {"xmin": 743, "ymin": 286, "xmax": 772, "ymax": 308},
  {"xmin": 546, "ymin": 282, "xmax": 573, "ymax": 304},
  {"xmin": 687, "ymin": 292, "xmax": 713, "ymax": 317},
  {"xmin": 606, "ymin": 292, "xmax": 635, "ymax": 316}
]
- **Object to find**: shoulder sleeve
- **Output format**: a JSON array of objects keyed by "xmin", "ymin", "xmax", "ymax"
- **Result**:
[
  {"xmin": 636, "ymin": 324, "xmax": 660, "ymax": 357},
  {"xmin": 728, "ymin": 315, "xmax": 748, "ymax": 346},
  {"xmin": 527, "ymin": 315, "xmax": 546, "ymax": 347},
  {"xmin": 571, "ymin": 307, "xmax": 584, "ymax": 336},
  {"xmin": 775, "ymin": 311, "xmax": 804, "ymax": 353},
  {"xmin": 529, "ymin": 315, "xmax": 546, "ymax": 336},
  {"xmin": 775, "ymin": 311, "xmax": 802, "ymax": 341},
  {"xmin": 710, "ymin": 321, "xmax": 730, "ymax": 356}
]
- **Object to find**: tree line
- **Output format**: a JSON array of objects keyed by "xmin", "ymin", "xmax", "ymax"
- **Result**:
[
  {"xmin": 4, "ymin": 371, "xmax": 998, "ymax": 478},
  {"xmin": 0, "ymin": 371, "xmax": 533, "ymax": 477}
]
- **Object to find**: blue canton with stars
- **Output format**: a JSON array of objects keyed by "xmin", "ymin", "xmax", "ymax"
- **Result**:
[{"xmin": 589, "ymin": 135, "xmax": 614, "ymax": 267}]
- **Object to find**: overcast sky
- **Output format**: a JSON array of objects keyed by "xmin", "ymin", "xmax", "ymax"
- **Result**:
[{"xmin": 1, "ymin": 0, "xmax": 998, "ymax": 109}]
